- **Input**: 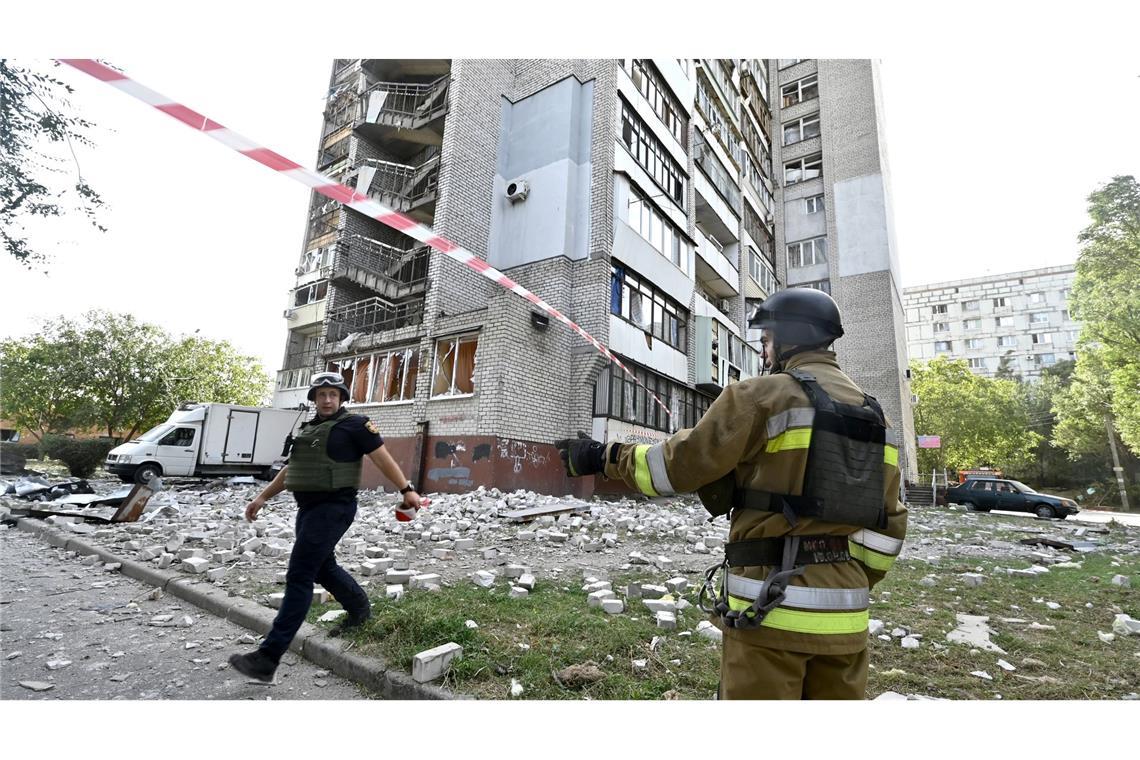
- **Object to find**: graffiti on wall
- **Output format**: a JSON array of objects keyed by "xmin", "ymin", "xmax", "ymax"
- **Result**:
[{"xmin": 497, "ymin": 438, "xmax": 549, "ymax": 474}]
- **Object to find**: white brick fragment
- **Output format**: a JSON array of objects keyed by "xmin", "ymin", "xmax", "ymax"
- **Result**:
[
  {"xmin": 509, "ymin": 586, "xmax": 529, "ymax": 599},
  {"xmin": 412, "ymin": 642, "xmax": 463, "ymax": 683},
  {"xmin": 181, "ymin": 557, "xmax": 209, "ymax": 574},
  {"xmin": 602, "ymin": 598, "xmax": 624, "ymax": 614}
]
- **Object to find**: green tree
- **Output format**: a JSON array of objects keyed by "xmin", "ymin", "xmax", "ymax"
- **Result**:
[
  {"xmin": 1, "ymin": 312, "xmax": 271, "ymax": 442},
  {"xmin": 910, "ymin": 356, "xmax": 1043, "ymax": 474},
  {"xmin": 1068, "ymin": 175, "xmax": 1140, "ymax": 454},
  {"xmin": 0, "ymin": 334, "xmax": 85, "ymax": 440},
  {"xmin": 1, "ymin": 59, "xmax": 106, "ymax": 268}
]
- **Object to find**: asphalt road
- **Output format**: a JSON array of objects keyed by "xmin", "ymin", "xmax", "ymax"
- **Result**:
[{"xmin": 0, "ymin": 524, "xmax": 367, "ymax": 700}]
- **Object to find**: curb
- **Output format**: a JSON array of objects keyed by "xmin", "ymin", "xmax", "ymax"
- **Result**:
[{"xmin": 12, "ymin": 517, "xmax": 462, "ymax": 701}]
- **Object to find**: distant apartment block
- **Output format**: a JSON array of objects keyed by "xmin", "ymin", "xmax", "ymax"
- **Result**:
[
  {"xmin": 903, "ymin": 265, "xmax": 1079, "ymax": 379},
  {"xmin": 272, "ymin": 59, "xmax": 917, "ymax": 493}
]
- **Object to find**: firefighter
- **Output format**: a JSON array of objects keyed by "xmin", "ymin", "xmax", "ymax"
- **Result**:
[
  {"xmin": 228, "ymin": 372, "xmax": 422, "ymax": 683},
  {"xmin": 556, "ymin": 289, "xmax": 907, "ymax": 699}
]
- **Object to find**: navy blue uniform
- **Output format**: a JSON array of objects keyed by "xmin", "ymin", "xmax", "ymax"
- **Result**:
[{"xmin": 259, "ymin": 412, "xmax": 383, "ymax": 663}]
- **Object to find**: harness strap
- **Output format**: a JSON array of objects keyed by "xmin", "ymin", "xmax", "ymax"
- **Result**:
[{"xmin": 724, "ymin": 534, "xmax": 851, "ymax": 567}]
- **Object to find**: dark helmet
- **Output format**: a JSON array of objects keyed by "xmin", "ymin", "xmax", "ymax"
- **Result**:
[
  {"xmin": 307, "ymin": 371, "xmax": 350, "ymax": 402},
  {"xmin": 749, "ymin": 288, "xmax": 844, "ymax": 347}
]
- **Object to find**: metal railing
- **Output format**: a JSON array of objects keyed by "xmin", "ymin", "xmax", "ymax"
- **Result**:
[
  {"xmin": 356, "ymin": 75, "xmax": 449, "ymax": 130},
  {"xmin": 281, "ymin": 347, "xmax": 323, "ymax": 371},
  {"xmin": 327, "ymin": 296, "xmax": 425, "ymax": 340},
  {"xmin": 345, "ymin": 149, "xmax": 440, "ymax": 212},
  {"xmin": 334, "ymin": 235, "xmax": 430, "ymax": 294}
]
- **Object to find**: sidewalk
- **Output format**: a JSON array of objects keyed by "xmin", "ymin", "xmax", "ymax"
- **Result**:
[{"xmin": 4, "ymin": 517, "xmax": 459, "ymax": 700}]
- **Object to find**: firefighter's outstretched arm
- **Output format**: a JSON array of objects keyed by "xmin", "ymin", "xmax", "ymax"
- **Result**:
[{"xmin": 556, "ymin": 383, "xmax": 760, "ymax": 497}]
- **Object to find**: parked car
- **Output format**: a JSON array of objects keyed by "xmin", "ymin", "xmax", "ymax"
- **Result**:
[{"xmin": 944, "ymin": 477, "xmax": 1080, "ymax": 519}]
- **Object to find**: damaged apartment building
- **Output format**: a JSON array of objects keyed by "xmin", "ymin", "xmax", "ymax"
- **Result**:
[{"xmin": 272, "ymin": 59, "xmax": 917, "ymax": 495}]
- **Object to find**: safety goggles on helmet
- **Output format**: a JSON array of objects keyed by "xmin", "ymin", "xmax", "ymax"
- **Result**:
[{"xmin": 311, "ymin": 372, "xmax": 345, "ymax": 386}]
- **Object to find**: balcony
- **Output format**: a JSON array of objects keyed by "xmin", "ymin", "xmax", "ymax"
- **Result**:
[
  {"xmin": 326, "ymin": 296, "xmax": 425, "ymax": 341},
  {"xmin": 344, "ymin": 149, "xmax": 440, "ymax": 223},
  {"xmin": 695, "ymin": 230, "xmax": 740, "ymax": 299},
  {"xmin": 281, "ymin": 347, "xmax": 323, "ymax": 371},
  {"xmin": 362, "ymin": 59, "xmax": 450, "ymax": 81},
  {"xmin": 355, "ymin": 76, "xmax": 449, "ymax": 156},
  {"xmin": 330, "ymin": 235, "xmax": 431, "ymax": 301},
  {"xmin": 285, "ymin": 299, "xmax": 327, "ymax": 328}
]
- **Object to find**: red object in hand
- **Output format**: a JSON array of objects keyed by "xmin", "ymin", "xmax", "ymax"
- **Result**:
[{"xmin": 395, "ymin": 497, "xmax": 429, "ymax": 522}]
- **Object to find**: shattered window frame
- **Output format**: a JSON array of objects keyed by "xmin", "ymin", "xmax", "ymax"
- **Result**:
[
  {"xmin": 431, "ymin": 334, "xmax": 479, "ymax": 399},
  {"xmin": 327, "ymin": 346, "xmax": 420, "ymax": 405}
]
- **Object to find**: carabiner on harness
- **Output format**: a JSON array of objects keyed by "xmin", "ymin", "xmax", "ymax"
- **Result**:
[{"xmin": 708, "ymin": 535, "xmax": 806, "ymax": 630}]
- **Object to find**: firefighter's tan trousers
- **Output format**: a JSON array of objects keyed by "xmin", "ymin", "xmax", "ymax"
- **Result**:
[{"xmin": 720, "ymin": 636, "xmax": 869, "ymax": 699}]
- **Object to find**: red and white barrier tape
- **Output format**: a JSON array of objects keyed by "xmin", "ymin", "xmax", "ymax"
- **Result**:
[{"xmin": 58, "ymin": 59, "xmax": 672, "ymax": 422}]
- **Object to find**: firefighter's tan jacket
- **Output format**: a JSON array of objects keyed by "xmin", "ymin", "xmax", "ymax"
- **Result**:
[{"xmin": 603, "ymin": 350, "xmax": 908, "ymax": 655}]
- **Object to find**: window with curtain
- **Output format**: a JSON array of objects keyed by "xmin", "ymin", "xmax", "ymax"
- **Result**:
[{"xmin": 432, "ymin": 335, "xmax": 478, "ymax": 397}]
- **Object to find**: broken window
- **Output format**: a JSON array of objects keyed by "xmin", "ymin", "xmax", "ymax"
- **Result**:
[
  {"xmin": 783, "ymin": 114, "xmax": 820, "ymax": 145},
  {"xmin": 351, "ymin": 356, "xmax": 372, "ymax": 402},
  {"xmin": 294, "ymin": 280, "xmax": 328, "ymax": 306},
  {"xmin": 432, "ymin": 335, "xmax": 478, "ymax": 397},
  {"xmin": 372, "ymin": 347, "xmax": 419, "ymax": 403}
]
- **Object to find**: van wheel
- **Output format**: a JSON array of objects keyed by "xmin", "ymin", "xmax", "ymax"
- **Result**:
[
  {"xmin": 134, "ymin": 463, "xmax": 162, "ymax": 486},
  {"xmin": 1035, "ymin": 504, "xmax": 1056, "ymax": 519}
]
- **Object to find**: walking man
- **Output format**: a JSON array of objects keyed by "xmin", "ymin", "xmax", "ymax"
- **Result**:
[
  {"xmin": 229, "ymin": 371, "xmax": 422, "ymax": 682},
  {"xmin": 556, "ymin": 289, "xmax": 907, "ymax": 699}
]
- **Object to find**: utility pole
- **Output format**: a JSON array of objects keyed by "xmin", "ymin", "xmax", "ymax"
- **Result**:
[{"xmin": 1105, "ymin": 415, "xmax": 1131, "ymax": 511}]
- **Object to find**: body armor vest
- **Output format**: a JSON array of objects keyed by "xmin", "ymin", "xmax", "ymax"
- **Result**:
[{"xmin": 284, "ymin": 411, "xmax": 363, "ymax": 492}]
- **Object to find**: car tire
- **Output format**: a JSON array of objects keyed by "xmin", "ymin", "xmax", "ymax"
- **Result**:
[
  {"xmin": 1035, "ymin": 504, "xmax": 1056, "ymax": 519},
  {"xmin": 133, "ymin": 463, "xmax": 162, "ymax": 486}
]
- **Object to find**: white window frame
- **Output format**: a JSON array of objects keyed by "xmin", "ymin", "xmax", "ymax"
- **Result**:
[
  {"xmin": 993, "ymin": 296, "xmax": 1008, "ymax": 309},
  {"xmin": 781, "ymin": 75, "xmax": 819, "ymax": 107},
  {"xmin": 963, "ymin": 318, "xmax": 981, "ymax": 331},
  {"xmin": 748, "ymin": 247, "xmax": 776, "ymax": 294},
  {"xmin": 966, "ymin": 337, "xmax": 984, "ymax": 350},
  {"xmin": 777, "ymin": 59, "xmax": 805, "ymax": 69},
  {"xmin": 430, "ymin": 334, "xmax": 479, "ymax": 399},
  {"xmin": 783, "ymin": 114, "xmax": 821, "ymax": 146},
  {"xmin": 784, "ymin": 154, "xmax": 822, "ymax": 185},
  {"xmin": 1030, "ymin": 312, "xmax": 1049, "ymax": 325},
  {"xmin": 935, "ymin": 341, "xmax": 952, "ymax": 353},
  {"xmin": 627, "ymin": 184, "xmax": 690, "ymax": 275},
  {"xmin": 804, "ymin": 194, "xmax": 824, "ymax": 214},
  {"xmin": 1028, "ymin": 291, "xmax": 1045, "ymax": 304},
  {"xmin": 962, "ymin": 300, "xmax": 980, "ymax": 312},
  {"xmin": 994, "ymin": 315, "xmax": 1012, "ymax": 327},
  {"xmin": 796, "ymin": 280, "xmax": 830, "ymax": 294},
  {"xmin": 934, "ymin": 322, "xmax": 950, "ymax": 333},
  {"xmin": 932, "ymin": 304, "xmax": 948, "ymax": 315},
  {"xmin": 1031, "ymin": 332, "xmax": 1052, "ymax": 345},
  {"xmin": 967, "ymin": 357, "xmax": 986, "ymax": 370},
  {"xmin": 787, "ymin": 237, "xmax": 828, "ymax": 268},
  {"xmin": 998, "ymin": 335, "xmax": 1017, "ymax": 348}
]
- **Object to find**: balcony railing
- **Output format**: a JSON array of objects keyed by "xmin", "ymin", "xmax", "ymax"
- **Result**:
[
  {"xmin": 345, "ymin": 149, "xmax": 440, "ymax": 213},
  {"xmin": 281, "ymin": 347, "xmax": 323, "ymax": 371},
  {"xmin": 330, "ymin": 235, "xmax": 431, "ymax": 299},
  {"xmin": 356, "ymin": 75, "xmax": 449, "ymax": 131},
  {"xmin": 327, "ymin": 296, "xmax": 425, "ymax": 341}
]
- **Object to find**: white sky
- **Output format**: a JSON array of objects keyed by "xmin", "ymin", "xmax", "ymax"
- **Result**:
[
  {"xmin": 3, "ymin": 0, "xmax": 1139, "ymax": 751},
  {"xmin": 2, "ymin": 5, "xmax": 1138, "ymax": 384}
]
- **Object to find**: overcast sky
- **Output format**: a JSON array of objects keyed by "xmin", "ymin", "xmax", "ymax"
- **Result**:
[{"xmin": 3, "ymin": 5, "xmax": 1138, "ymax": 388}]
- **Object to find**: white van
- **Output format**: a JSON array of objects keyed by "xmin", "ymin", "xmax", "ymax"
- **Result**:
[{"xmin": 105, "ymin": 403, "xmax": 305, "ymax": 485}]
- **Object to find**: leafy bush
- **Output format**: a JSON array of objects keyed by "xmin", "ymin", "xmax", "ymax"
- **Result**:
[{"xmin": 40, "ymin": 435, "xmax": 116, "ymax": 478}]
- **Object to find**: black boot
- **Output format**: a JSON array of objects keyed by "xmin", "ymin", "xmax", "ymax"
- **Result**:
[
  {"xmin": 328, "ymin": 609, "xmax": 371, "ymax": 638},
  {"xmin": 228, "ymin": 650, "xmax": 278, "ymax": 683}
]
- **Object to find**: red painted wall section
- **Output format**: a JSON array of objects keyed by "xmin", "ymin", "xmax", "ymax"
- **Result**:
[{"xmin": 359, "ymin": 435, "xmax": 604, "ymax": 497}]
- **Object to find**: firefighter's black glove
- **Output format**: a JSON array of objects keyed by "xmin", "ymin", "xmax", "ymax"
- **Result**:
[{"xmin": 554, "ymin": 432, "xmax": 606, "ymax": 477}]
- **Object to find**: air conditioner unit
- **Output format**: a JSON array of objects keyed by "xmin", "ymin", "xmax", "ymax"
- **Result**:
[
  {"xmin": 294, "ymin": 266, "xmax": 306, "ymax": 277},
  {"xmin": 283, "ymin": 309, "xmax": 296, "ymax": 321},
  {"xmin": 505, "ymin": 179, "xmax": 530, "ymax": 203}
]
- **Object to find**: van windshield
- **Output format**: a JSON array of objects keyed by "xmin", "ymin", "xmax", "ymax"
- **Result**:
[{"xmin": 135, "ymin": 424, "xmax": 174, "ymax": 443}]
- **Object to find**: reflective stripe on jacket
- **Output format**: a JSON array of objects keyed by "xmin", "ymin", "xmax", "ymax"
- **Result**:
[{"xmin": 603, "ymin": 350, "xmax": 908, "ymax": 655}]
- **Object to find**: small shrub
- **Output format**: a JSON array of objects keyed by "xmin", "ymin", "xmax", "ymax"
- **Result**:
[
  {"xmin": 40, "ymin": 435, "xmax": 116, "ymax": 478},
  {"xmin": 0, "ymin": 441, "xmax": 30, "ymax": 474}
]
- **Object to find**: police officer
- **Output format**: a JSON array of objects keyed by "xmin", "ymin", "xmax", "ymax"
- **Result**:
[
  {"xmin": 556, "ymin": 289, "xmax": 907, "ymax": 699},
  {"xmin": 228, "ymin": 372, "xmax": 422, "ymax": 683}
]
